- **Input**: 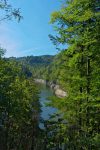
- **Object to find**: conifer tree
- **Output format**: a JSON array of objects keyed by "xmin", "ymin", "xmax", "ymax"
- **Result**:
[{"xmin": 49, "ymin": 0, "xmax": 100, "ymax": 149}]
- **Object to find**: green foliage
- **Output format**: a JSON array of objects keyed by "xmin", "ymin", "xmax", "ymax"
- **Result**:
[
  {"xmin": 0, "ymin": 0, "xmax": 100, "ymax": 149},
  {"xmin": 0, "ymin": 47, "xmax": 6, "ymax": 58},
  {"xmin": 0, "ymin": 59, "xmax": 41, "ymax": 149},
  {"xmin": 48, "ymin": 0, "xmax": 100, "ymax": 149},
  {"xmin": 8, "ymin": 55, "xmax": 54, "ymax": 79}
]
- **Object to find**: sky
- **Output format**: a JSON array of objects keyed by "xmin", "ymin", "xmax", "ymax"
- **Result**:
[{"xmin": 0, "ymin": 0, "xmax": 62, "ymax": 57}]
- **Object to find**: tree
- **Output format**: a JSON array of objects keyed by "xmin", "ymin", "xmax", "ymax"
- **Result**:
[
  {"xmin": 0, "ymin": 60, "xmax": 41, "ymax": 150},
  {"xmin": 49, "ymin": 0, "xmax": 100, "ymax": 149},
  {"xmin": 0, "ymin": 0, "xmax": 22, "ymax": 22}
]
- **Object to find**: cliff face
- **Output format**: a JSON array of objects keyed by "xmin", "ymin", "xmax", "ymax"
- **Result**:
[
  {"xmin": 49, "ymin": 82, "xmax": 67, "ymax": 98},
  {"xmin": 54, "ymin": 89, "xmax": 67, "ymax": 98},
  {"xmin": 34, "ymin": 79, "xmax": 67, "ymax": 98}
]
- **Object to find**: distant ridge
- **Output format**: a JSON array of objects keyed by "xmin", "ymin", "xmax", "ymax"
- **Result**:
[{"xmin": 7, "ymin": 55, "xmax": 55, "ymax": 66}]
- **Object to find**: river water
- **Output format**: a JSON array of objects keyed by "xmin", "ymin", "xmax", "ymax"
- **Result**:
[{"xmin": 38, "ymin": 84, "xmax": 57, "ymax": 121}]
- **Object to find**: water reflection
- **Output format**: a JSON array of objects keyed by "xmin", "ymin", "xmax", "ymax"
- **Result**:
[{"xmin": 38, "ymin": 84, "xmax": 57, "ymax": 120}]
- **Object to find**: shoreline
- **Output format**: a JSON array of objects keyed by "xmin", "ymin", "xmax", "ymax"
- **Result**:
[{"xmin": 34, "ymin": 79, "xmax": 67, "ymax": 98}]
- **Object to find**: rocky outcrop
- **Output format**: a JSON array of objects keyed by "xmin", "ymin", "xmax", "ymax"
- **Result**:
[
  {"xmin": 34, "ymin": 79, "xmax": 46, "ymax": 84},
  {"xmin": 49, "ymin": 82, "xmax": 67, "ymax": 98},
  {"xmin": 55, "ymin": 89, "xmax": 67, "ymax": 98},
  {"xmin": 34, "ymin": 79, "xmax": 67, "ymax": 98}
]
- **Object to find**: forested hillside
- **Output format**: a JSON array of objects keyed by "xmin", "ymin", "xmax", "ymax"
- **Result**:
[
  {"xmin": 45, "ymin": 50, "xmax": 67, "ymax": 86},
  {"xmin": 7, "ymin": 55, "xmax": 54, "ymax": 79}
]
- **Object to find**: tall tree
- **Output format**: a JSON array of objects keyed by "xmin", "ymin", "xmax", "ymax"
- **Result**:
[{"xmin": 49, "ymin": 0, "xmax": 100, "ymax": 149}]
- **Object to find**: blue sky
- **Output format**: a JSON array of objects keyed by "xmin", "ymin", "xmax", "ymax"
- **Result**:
[{"xmin": 0, "ymin": 0, "xmax": 62, "ymax": 57}]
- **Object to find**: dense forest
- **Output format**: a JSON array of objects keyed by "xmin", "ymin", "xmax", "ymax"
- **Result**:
[
  {"xmin": 7, "ymin": 55, "xmax": 54, "ymax": 79},
  {"xmin": 0, "ymin": 0, "xmax": 100, "ymax": 150}
]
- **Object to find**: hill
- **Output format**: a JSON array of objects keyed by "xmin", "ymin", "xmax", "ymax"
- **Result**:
[{"xmin": 7, "ymin": 55, "xmax": 54, "ymax": 79}]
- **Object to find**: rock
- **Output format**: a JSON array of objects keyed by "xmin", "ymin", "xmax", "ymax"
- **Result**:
[
  {"xmin": 34, "ymin": 79, "xmax": 67, "ymax": 98},
  {"xmin": 55, "ymin": 89, "xmax": 67, "ymax": 98},
  {"xmin": 53, "ymin": 85, "xmax": 60, "ymax": 90},
  {"xmin": 34, "ymin": 79, "xmax": 46, "ymax": 84}
]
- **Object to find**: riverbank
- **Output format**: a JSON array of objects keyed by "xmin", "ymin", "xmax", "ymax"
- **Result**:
[{"xmin": 34, "ymin": 79, "xmax": 67, "ymax": 98}]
